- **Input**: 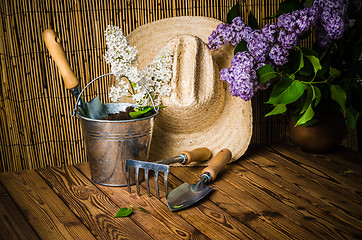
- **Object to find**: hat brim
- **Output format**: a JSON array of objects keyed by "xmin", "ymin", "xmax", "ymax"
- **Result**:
[{"xmin": 127, "ymin": 16, "xmax": 252, "ymax": 165}]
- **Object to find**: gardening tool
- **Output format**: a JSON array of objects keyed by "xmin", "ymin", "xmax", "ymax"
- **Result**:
[
  {"xmin": 126, "ymin": 147, "xmax": 212, "ymax": 198},
  {"xmin": 167, "ymin": 148, "xmax": 231, "ymax": 211},
  {"xmin": 42, "ymin": 29, "xmax": 108, "ymax": 119}
]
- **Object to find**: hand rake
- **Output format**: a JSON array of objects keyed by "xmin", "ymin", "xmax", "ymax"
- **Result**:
[{"xmin": 126, "ymin": 148, "xmax": 211, "ymax": 198}]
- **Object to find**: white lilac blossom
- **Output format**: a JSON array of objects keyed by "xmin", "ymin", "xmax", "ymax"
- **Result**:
[
  {"xmin": 105, "ymin": 25, "xmax": 173, "ymax": 106},
  {"xmin": 139, "ymin": 47, "xmax": 174, "ymax": 105}
]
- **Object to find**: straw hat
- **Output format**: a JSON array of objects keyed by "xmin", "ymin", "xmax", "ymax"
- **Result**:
[{"xmin": 126, "ymin": 16, "xmax": 252, "ymax": 165}]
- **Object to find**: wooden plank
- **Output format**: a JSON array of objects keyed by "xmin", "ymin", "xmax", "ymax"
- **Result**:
[
  {"xmin": 0, "ymin": 170, "xmax": 97, "ymax": 240},
  {"xmin": 249, "ymin": 145, "xmax": 362, "ymax": 220},
  {"xmin": 269, "ymin": 144, "xmax": 362, "ymax": 185},
  {"xmin": 171, "ymin": 166, "xmax": 321, "ymax": 240},
  {"xmin": 37, "ymin": 165, "xmax": 152, "ymax": 240},
  {"xmin": 237, "ymin": 149, "xmax": 362, "ymax": 239},
  {"xmin": 76, "ymin": 163, "xmax": 209, "ymax": 240},
  {"xmin": 0, "ymin": 183, "xmax": 39, "ymax": 240}
]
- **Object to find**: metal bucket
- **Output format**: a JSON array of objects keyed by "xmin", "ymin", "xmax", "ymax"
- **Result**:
[
  {"xmin": 78, "ymin": 103, "xmax": 157, "ymax": 186},
  {"xmin": 73, "ymin": 73, "xmax": 158, "ymax": 186}
]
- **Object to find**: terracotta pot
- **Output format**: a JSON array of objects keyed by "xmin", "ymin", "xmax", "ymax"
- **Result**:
[{"xmin": 289, "ymin": 111, "xmax": 346, "ymax": 153}]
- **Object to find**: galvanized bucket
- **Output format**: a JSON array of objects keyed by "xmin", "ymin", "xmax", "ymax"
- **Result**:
[{"xmin": 73, "ymin": 74, "xmax": 158, "ymax": 186}]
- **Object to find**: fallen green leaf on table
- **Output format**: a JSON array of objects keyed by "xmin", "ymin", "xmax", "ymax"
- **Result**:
[
  {"xmin": 138, "ymin": 207, "xmax": 148, "ymax": 213},
  {"xmin": 115, "ymin": 207, "xmax": 133, "ymax": 217},
  {"xmin": 339, "ymin": 169, "xmax": 354, "ymax": 176},
  {"xmin": 173, "ymin": 205, "xmax": 183, "ymax": 209},
  {"xmin": 115, "ymin": 205, "xmax": 149, "ymax": 218}
]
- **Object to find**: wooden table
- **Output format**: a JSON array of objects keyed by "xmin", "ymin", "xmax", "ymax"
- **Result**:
[{"xmin": 1, "ymin": 144, "xmax": 362, "ymax": 239}]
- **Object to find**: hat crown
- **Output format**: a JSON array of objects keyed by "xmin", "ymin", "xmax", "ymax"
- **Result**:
[{"xmin": 159, "ymin": 35, "xmax": 225, "ymax": 133}]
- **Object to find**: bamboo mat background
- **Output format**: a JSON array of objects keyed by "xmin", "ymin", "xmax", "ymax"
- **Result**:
[{"xmin": 0, "ymin": 0, "xmax": 358, "ymax": 172}]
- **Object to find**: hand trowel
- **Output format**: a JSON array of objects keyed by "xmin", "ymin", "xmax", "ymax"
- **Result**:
[
  {"xmin": 167, "ymin": 149, "xmax": 231, "ymax": 211},
  {"xmin": 42, "ymin": 29, "xmax": 108, "ymax": 119}
]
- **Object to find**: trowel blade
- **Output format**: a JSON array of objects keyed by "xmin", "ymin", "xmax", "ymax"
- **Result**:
[
  {"xmin": 85, "ymin": 96, "xmax": 108, "ymax": 119},
  {"xmin": 167, "ymin": 181, "xmax": 213, "ymax": 211}
]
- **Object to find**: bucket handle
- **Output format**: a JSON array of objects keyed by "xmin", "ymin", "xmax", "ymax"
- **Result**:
[{"xmin": 70, "ymin": 73, "xmax": 159, "ymax": 117}]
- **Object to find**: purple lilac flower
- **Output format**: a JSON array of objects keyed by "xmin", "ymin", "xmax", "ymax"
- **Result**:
[
  {"xmin": 277, "ymin": 29, "xmax": 299, "ymax": 49},
  {"xmin": 277, "ymin": 13, "xmax": 297, "ymax": 32},
  {"xmin": 247, "ymin": 30, "xmax": 270, "ymax": 63},
  {"xmin": 313, "ymin": 0, "xmax": 349, "ymax": 46},
  {"xmin": 315, "ymin": 27, "xmax": 332, "ymax": 47},
  {"xmin": 269, "ymin": 44, "xmax": 289, "ymax": 66},
  {"xmin": 262, "ymin": 23, "xmax": 278, "ymax": 43},
  {"xmin": 231, "ymin": 51, "xmax": 254, "ymax": 69},
  {"xmin": 220, "ymin": 52, "xmax": 259, "ymax": 100},
  {"xmin": 230, "ymin": 17, "xmax": 253, "ymax": 43},
  {"xmin": 307, "ymin": 4, "xmax": 320, "ymax": 26},
  {"xmin": 207, "ymin": 17, "xmax": 252, "ymax": 50},
  {"xmin": 295, "ymin": 8, "xmax": 311, "ymax": 34},
  {"xmin": 207, "ymin": 30, "xmax": 225, "ymax": 50}
]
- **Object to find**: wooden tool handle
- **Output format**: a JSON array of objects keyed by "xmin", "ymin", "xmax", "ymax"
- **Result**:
[
  {"xmin": 201, "ymin": 149, "xmax": 231, "ymax": 181},
  {"xmin": 42, "ymin": 29, "xmax": 79, "ymax": 90},
  {"xmin": 181, "ymin": 148, "xmax": 212, "ymax": 165}
]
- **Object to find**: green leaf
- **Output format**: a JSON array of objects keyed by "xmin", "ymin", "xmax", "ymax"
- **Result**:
[
  {"xmin": 115, "ymin": 207, "xmax": 133, "ymax": 218},
  {"xmin": 298, "ymin": 46, "xmax": 317, "ymax": 57},
  {"xmin": 316, "ymin": 53, "xmax": 331, "ymax": 78},
  {"xmin": 267, "ymin": 75, "xmax": 305, "ymax": 104},
  {"xmin": 295, "ymin": 104, "xmax": 315, "ymax": 126},
  {"xmin": 248, "ymin": 11, "xmax": 259, "ymax": 30},
  {"xmin": 305, "ymin": 55, "xmax": 322, "ymax": 75},
  {"xmin": 265, "ymin": 104, "xmax": 287, "ymax": 117},
  {"xmin": 129, "ymin": 107, "xmax": 152, "ymax": 119},
  {"xmin": 297, "ymin": 51, "xmax": 304, "ymax": 72},
  {"xmin": 299, "ymin": 56, "xmax": 314, "ymax": 77},
  {"xmin": 138, "ymin": 207, "xmax": 149, "ymax": 213},
  {"xmin": 173, "ymin": 205, "xmax": 184, "ymax": 209},
  {"xmin": 329, "ymin": 67, "xmax": 341, "ymax": 78},
  {"xmin": 301, "ymin": 86, "xmax": 314, "ymax": 114},
  {"xmin": 234, "ymin": 40, "xmax": 248, "ymax": 54},
  {"xmin": 305, "ymin": 0, "xmax": 314, "ymax": 7},
  {"xmin": 330, "ymin": 85, "xmax": 346, "ymax": 112},
  {"xmin": 339, "ymin": 169, "xmax": 354, "ymax": 176},
  {"xmin": 282, "ymin": 50, "xmax": 301, "ymax": 74},
  {"xmin": 256, "ymin": 64, "xmax": 277, "ymax": 84},
  {"xmin": 227, "ymin": 3, "xmax": 239, "ymax": 24},
  {"xmin": 314, "ymin": 86, "xmax": 322, "ymax": 107},
  {"xmin": 346, "ymin": 107, "xmax": 360, "ymax": 128}
]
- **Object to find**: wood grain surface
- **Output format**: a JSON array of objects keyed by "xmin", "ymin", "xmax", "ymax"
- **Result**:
[{"xmin": 0, "ymin": 144, "xmax": 361, "ymax": 239}]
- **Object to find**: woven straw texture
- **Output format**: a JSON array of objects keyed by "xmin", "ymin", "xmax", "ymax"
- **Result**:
[{"xmin": 0, "ymin": 0, "xmax": 358, "ymax": 172}]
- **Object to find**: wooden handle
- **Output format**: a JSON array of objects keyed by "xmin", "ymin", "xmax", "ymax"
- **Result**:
[
  {"xmin": 42, "ymin": 29, "xmax": 79, "ymax": 89},
  {"xmin": 201, "ymin": 149, "xmax": 231, "ymax": 181},
  {"xmin": 180, "ymin": 148, "xmax": 212, "ymax": 165}
]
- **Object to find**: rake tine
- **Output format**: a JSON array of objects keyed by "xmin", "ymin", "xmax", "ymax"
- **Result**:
[
  {"xmin": 164, "ymin": 171, "xmax": 169, "ymax": 197},
  {"xmin": 135, "ymin": 167, "xmax": 141, "ymax": 196},
  {"xmin": 154, "ymin": 171, "xmax": 160, "ymax": 199},
  {"xmin": 145, "ymin": 169, "xmax": 150, "ymax": 196}
]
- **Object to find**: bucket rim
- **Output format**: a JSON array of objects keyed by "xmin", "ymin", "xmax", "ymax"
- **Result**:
[{"xmin": 77, "ymin": 110, "xmax": 158, "ymax": 123}]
